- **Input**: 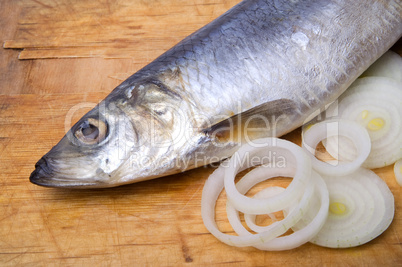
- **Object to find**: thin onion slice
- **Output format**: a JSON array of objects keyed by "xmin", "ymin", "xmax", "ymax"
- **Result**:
[
  {"xmin": 243, "ymin": 186, "xmax": 285, "ymax": 233},
  {"xmin": 201, "ymin": 165, "xmax": 299, "ymax": 247},
  {"xmin": 394, "ymin": 159, "xmax": 402, "ymax": 186},
  {"xmin": 324, "ymin": 77, "xmax": 402, "ymax": 168},
  {"xmin": 225, "ymin": 165, "xmax": 314, "ymax": 244},
  {"xmin": 302, "ymin": 119, "xmax": 371, "ymax": 176},
  {"xmin": 307, "ymin": 168, "xmax": 394, "ymax": 248},
  {"xmin": 226, "ymin": 168, "xmax": 329, "ymax": 251},
  {"xmin": 224, "ymin": 138, "xmax": 312, "ymax": 214}
]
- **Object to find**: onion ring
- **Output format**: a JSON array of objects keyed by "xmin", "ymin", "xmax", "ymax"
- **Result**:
[
  {"xmin": 224, "ymin": 138, "xmax": 312, "ymax": 214},
  {"xmin": 226, "ymin": 168, "xmax": 329, "ymax": 250},
  {"xmin": 225, "ymin": 165, "xmax": 314, "ymax": 243},
  {"xmin": 302, "ymin": 119, "xmax": 371, "ymax": 176}
]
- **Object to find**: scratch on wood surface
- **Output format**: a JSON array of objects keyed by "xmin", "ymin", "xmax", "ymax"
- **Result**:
[
  {"xmin": 108, "ymin": 73, "xmax": 132, "ymax": 81},
  {"xmin": 392, "ymin": 227, "xmax": 401, "ymax": 246},
  {"xmin": 36, "ymin": 202, "xmax": 65, "ymax": 259},
  {"xmin": 3, "ymin": 0, "xmax": 240, "ymax": 59},
  {"xmin": 54, "ymin": 256, "xmax": 91, "ymax": 260},
  {"xmin": 112, "ymin": 198, "xmax": 123, "ymax": 266},
  {"xmin": 2, "ymin": 250, "xmax": 48, "ymax": 266},
  {"xmin": 179, "ymin": 184, "xmax": 202, "ymax": 211},
  {"xmin": 31, "ymin": 0, "xmax": 53, "ymax": 9},
  {"xmin": 113, "ymin": 243, "xmax": 162, "ymax": 247}
]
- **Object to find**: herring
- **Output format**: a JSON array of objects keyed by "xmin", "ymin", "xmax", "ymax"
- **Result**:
[{"xmin": 30, "ymin": 0, "xmax": 402, "ymax": 188}]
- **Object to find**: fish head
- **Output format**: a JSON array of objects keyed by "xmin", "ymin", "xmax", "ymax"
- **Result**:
[
  {"xmin": 30, "ymin": 78, "xmax": 197, "ymax": 188},
  {"xmin": 30, "ymin": 95, "xmax": 138, "ymax": 188}
]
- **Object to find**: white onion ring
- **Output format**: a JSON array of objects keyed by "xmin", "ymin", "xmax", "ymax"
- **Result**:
[
  {"xmin": 225, "ymin": 165, "xmax": 314, "ymax": 242},
  {"xmin": 224, "ymin": 138, "xmax": 312, "ymax": 214},
  {"xmin": 243, "ymin": 186, "xmax": 285, "ymax": 233},
  {"xmin": 202, "ymin": 165, "xmax": 296, "ymax": 247},
  {"xmin": 225, "ymin": 168, "xmax": 329, "ymax": 251},
  {"xmin": 302, "ymin": 119, "xmax": 371, "ymax": 176}
]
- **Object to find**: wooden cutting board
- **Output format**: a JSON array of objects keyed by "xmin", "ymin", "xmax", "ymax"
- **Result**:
[{"xmin": 1, "ymin": 0, "xmax": 401, "ymax": 265}]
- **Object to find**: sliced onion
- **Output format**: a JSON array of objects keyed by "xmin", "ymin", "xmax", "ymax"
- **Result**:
[
  {"xmin": 201, "ymin": 158, "xmax": 329, "ymax": 250},
  {"xmin": 224, "ymin": 165, "xmax": 314, "ymax": 245},
  {"xmin": 324, "ymin": 77, "xmax": 402, "ymax": 168},
  {"xmin": 201, "ymin": 138, "xmax": 314, "ymax": 248},
  {"xmin": 243, "ymin": 186, "xmax": 285, "ymax": 233},
  {"xmin": 226, "ymin": 169, "xmax": 329, "ymax": 251},
  {"xmin": 362, "ymin": 51, "xmax": 402, "ymax": 82},
  {"xmin": 308, "ymin": 168, "xmax": 394, "ymax": 248},
  {"xmin": 394, "ymin": 159, "xmax": 402, "ymax": 186},
  {"xmin": 201, "ymin": 165, "xmax": 298, "ymax": 247},
  {"xmin": 224, "ymin": 138, "xmax": 312, "ymax": 215},
  {"xmin": 302, "ymin": 119, "xmax": 371, "ymax": 176},
  {"xmin": 202, "ymin": 134, "xmax": 394, "ymax": 250}
]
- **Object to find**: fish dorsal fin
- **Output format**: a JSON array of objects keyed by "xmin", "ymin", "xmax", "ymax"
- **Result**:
[{"xmin": 203, "ymin": 99, "xmax": 298, "ymax": 143}]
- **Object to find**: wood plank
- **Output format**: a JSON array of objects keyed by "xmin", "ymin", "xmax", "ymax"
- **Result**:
[
  {"xmin": 0, "ymin": 1, "xmax": 31, "ymax": 95},
  {"xmin": 4, "ymin": 0, "xmax": 240, "ymax": 59},
  {"xmin": 0, "ymin": 0, "xmax": 401, "ymax": 266}
]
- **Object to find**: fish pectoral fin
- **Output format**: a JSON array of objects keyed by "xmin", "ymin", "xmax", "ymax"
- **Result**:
[{"xmin": 203, "ymin": 99, "xmax": 298, "ymax": 143}]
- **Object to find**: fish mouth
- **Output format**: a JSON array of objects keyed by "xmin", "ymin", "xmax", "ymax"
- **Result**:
[{"xmin": 29, "ymin": 157, "xmax": 103, "ymax": 188}]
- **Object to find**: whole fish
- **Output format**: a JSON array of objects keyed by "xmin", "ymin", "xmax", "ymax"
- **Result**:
[{"xmin": 30, "ymin": 0, "xmax": 402, "ymax": 188}]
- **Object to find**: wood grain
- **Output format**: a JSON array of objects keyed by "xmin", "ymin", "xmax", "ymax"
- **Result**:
[
  {"xmin": 1, "ymin": 0, "xmax": 401, "ymax": 266},
  {"xmin": 4, "ymin": 0, "xmax": 239, "ymax": 60}
]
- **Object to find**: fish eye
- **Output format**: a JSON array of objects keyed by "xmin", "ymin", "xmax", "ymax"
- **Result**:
[{"xmin": 74, "ymin": 118, "xmax": 108, "ymax": 145}]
